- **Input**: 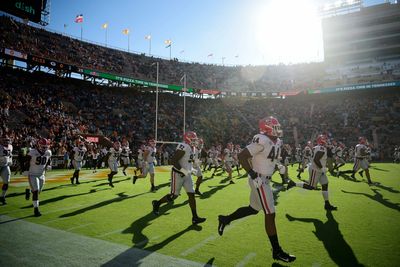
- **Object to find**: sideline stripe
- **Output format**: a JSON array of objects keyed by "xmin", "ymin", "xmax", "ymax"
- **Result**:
[
  {"xmin": 0, "ymin": 215, "xmax": 205, "ymax": 267},
  {"xmin": 235, "ymin": 252, "xmax": 257, "ymax": 267}
]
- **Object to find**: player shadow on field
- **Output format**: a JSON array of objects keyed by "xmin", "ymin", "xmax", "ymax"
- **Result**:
[
  {"xmin": 286, "ymin": 211, "xmax": 364, "ymax": 267},
  {"xmin": 200, "ymin": 183, "xmax": 231, "ymax": 200},
  {"xmin": 20, "ymin": 189, "xmax": 102, "ymax": 208},
  {"xmin": 59, "ymin": 192, "xmax": 147, "ymax": 218},
  {"xmin": 121, "ymin": 200, "xmax": 189, "ymax": 248},
  {"xmin": 5, "ymin": 183, "xmax": 76, "ymax": 199},
  {"xmin": 342, "ymin": 189, "xmax": 400, "ymax": 212},
  {"xmin": 93, "ymin": 177, "xmax": 131, "ymax": 187},
  {"xmin": 336, "ymin": 171, "xmax": 362, "ymax": 183},
  {"xmin": 369, "ymin": 166, "xmax": 389, "ymax": 172},
  {"xmin": 370, "ymin": 182, "xmax": 400, "ymax": 194}
]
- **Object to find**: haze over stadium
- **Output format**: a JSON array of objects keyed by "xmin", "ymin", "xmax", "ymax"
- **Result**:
[{"xmin": 32, "ymin": 0, "xmax": 387, "ymax": 65}]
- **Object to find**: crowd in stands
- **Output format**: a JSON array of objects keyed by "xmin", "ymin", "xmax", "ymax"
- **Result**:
[
  {"xmin": 1, "ymin": 67, "xmax": 399, "ymax": 162},
  {"xmin": 2, "ymin": 15, "xmax": 400, "ymax": 94}
]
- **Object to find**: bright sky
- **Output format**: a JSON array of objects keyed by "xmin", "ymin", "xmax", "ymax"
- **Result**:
[{"xmin": 41, "ymin": 0, "xmax": 385, "ymax": 65}]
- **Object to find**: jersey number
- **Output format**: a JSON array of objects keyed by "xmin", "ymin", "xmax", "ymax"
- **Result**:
[
  {"xmin": 267, "ymin": 147, "xmax": 279, "ymax": 161},
  {"xmin": 35, "ymin": 156, "xmax": 47, "ymax": 165}
]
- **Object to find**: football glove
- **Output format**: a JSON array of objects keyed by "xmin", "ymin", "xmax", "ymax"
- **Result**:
[
  {"xmin": 248, "ymin": 169, "xmax": 258, "ymax": 180},
  {"xmin": 252, "ymin": 177, "xmax": 263, "ymax": 188}
]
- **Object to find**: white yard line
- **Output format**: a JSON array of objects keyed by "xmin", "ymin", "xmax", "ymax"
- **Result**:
[
  {"xmin": 180, "ymin": 217, "xmax": 248, "ymax": 256},
  {"xmin": 235, "ymin": 252, "xmax": 257, "ymax": 267}
]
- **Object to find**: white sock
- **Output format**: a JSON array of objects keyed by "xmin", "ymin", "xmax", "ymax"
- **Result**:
[
  {"xmin": 33, "ymin": 200, "xmax": 39, "ymax": 208},
  {"xmin": 322, "ymin": 191, "xmax": 329, "ymax": 201}
]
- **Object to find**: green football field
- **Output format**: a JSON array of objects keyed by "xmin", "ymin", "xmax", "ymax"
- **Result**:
[{"xmin": 1, "ymin": 163, "xmax": 399, "ymax": 266}]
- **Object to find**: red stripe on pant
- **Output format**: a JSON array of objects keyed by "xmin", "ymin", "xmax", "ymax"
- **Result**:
[
  {"xmin": 310, "ymin": 169, "xmax": 315, "ymax": 187},
  {"xmin": 353, "ymin": 159, "xmax": 359, "ymax": 171},
  {"xmin": 170, "ymin": 171, "xmax": 176, "ymax": 195},
  {"xmin": 257, "ymin": 186, "xmax": 271, "ymax": 214}
]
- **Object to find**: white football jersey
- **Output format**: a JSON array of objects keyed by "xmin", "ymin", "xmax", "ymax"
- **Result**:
[
  {"xmin": 121, "ymin": 146, "xmax": 130, "ymax": 157},
  {"xmin": 193, "ymin": 147, "xmax": 202, "ymax": 167},
  {"xmin": 108, "ymin": 147, "xmax": 122, "ymax": 162},
  {"xmin": 355, "ymin": 144, "xmax": 368, "ymax": 158},
  {"xmin": 145, "ymin": 146, "xmax": 156, "ymax": 163},
  {"xmin": 246, "ymin": 134, "xmax": 281, "ymax": 176},
  {"xmin": 29, "ymin": 148, "xmax": 52, "ymax": 176},
  {"xmin": 73, "ymin": 146, "xmax": 87, "ymax": 161},
  {"xmin": 303, "ymin": 146, "xmax": 312, "ymax": 159},
  {"xmin": 137, "ymin": 149, "xmax": 144, "ymax": 160},
  {"xmin": 335, "ymin": 147, "xmax": 343, "ymax": 157},
  {"xmin": 223, "ymin": 148, "xmax": 234, "ymax": 162},
  {"xmin": 311, "ymin": 145, "xmax": 327, "ymax": 169},
  {"xmin": 175, "ymin": 143, "xmax": 194, "ymax": 170},
  {"xmin": 0, "ymin": 144, "xmax": 13, "ymax": 167}
]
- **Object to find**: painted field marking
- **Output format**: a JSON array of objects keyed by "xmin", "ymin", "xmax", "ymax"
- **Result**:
[{"xmin": 235, "ymin": 252, "xmax": 257, "ymax": 267}]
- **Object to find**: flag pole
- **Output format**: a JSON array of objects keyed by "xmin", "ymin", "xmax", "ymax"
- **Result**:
[
  {"xmin": 183, "ymin": 73, "xmax": 186, "ymax": 135},
  {"xmin": 128, "ymin": 33, "xmax": 130, "ymax": 52},
  {"xmin": 169, "ymin": 43, "xmax": 172, "ymax": 60},
  {"xmin": 155, "ymin": 62, "xmax": 159, "ymax": 142},
  {"xmin": 80, "ymin": 24, "xmax": 83, "ymax": 41},
  {"xmin": 105, "ymin": 27, "xmax": 108, "ymax": 47}
]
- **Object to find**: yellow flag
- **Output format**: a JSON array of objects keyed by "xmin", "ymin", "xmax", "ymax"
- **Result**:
[
  {"xmin": 122, "ymin": 28, "xmax": 130, "ymax": 35},
  {"xmin": 102, "ymin": 23, "xmax": 108, "ymax": 29}
]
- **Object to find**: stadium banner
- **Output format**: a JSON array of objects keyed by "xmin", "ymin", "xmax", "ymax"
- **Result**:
[
  {"xmin": 4, "ymin": 48, "xmax": 28, "ymax": 60},
  {"xmin": 27, "ymin": 54, "xmax": 78, "ymax": 71},
  {"xmin": 308, "ymin": 81, "xmax": 400, "ymax": 94},
  {"xmin": 199, "ymin": 89, "xmax": 220, "ymax": 95},
  {"xmin": 0, "ymin": 0, "xmax": 44, "ymax": 23},
  {"xmin": 81, "ymin": 69, "xmax": 195, "ymax": 93}
]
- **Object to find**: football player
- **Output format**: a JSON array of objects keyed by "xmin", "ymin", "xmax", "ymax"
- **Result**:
[
  {"xmin": 287, "ymin": 134, "xmax": 337, "ymax": 211},
  {"xmin": 351, "ymin": 137, "xmax": 373, "ymax": 184},
  {"xmin": 218, "ymin": 116, "xmax": 296, "ymax": 263},
  {"xmin": 105, "ymin": 141, "xmax": 122, "ymax": 187},
  {"xmin": 121, "ymin": 139, "xmax": 131, "ymax": 176},
  {"xmin": 221, "ymin": 143, "xmax": 235, "ymax": 184},
  {"xmin": 152, "ymin": 131, "xmax": 206, "ymax": 225},
  {"xmin": 232, "ymin": 144, "xmax": 242, "ymax": 176},
  {"xmin": 133, "ymin": 139, "xmax": 157, "ymax": 192},
  {"xmin": 70, "ymin": 140, "xmax": 87, "ymax": 184},
  {"xmin": 0, "ymin": 136, "xmax": 13, "ymax": 205},
  {"xmin": 22, "ymin": 138, "xmax": 52, "ymax": 217},
  {"xmin": 333, "ymin": 142, "xmax": 346, "ymax": 175},
  {"xmin": 297, "ymin": 141, "xmax": 312, "ymax": 179},
  {"xmin": 193, "ymin": 138, "xmax": 204, "ymax": 195}
]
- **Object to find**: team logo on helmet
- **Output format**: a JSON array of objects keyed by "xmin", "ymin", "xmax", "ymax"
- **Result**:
[
  {"xmin": 37, "ymin": 138, "xmax": 50, "ymax": 153},
  {"xmin": 259, "ymin": 116, "xmax": 282, "ymax": 138},
  {"xmin": 184, "ymin": 131, "xmax": 198, "ymax": 146},
  {"xmin": 316, "ymin": 135, "xmax": 327, "ymax": 146}
]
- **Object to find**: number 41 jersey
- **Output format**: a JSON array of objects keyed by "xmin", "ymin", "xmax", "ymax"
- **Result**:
[
  {"xmin": 29, "ymin": 148, "xmax": 52, "ymax": 176},
  {"xmin": 246, "ymin": 134, "xmax": 281, "ymax": 176}
]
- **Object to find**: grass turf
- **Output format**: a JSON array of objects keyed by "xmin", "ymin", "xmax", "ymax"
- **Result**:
[{"xmin": 1, "ymin": 163, "xmax": 399, "ymax": 266}]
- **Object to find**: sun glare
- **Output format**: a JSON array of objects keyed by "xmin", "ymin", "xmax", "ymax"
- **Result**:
[{"xmin": 252, "ymin": 0, "xmax": 323, "ymax": 65}]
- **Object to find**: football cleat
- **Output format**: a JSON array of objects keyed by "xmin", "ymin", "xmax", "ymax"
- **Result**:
[
  {"xmin": 286, "ymin": 180, "xmax": 296, "ymax": 191},
  {"xmin": 123, "ymin": 171, "xmax": 127, "ymax": 176},
  {"xmin": 76, "ymin": 179, "xmax": 80, "ymax": 185},
  {"xmin": 34, "ymin": 207, "xmax": 42, "ymax": 217},
  {"xmin": 273, "ymin": 248, "xmax": 296, "ymax": 263},
  {"xmin": 151, "ymin": 185, "xmax": 157, "ymax": 192},
  {"xmin": 108, "ymin": 177, "xmax": 114, "ymax": 188},
  {"xmin": 152, "ymin": 200, "xmax": 159, "ymax": 215},
  {"xmin": 25, "ymin": 189, "xmax": 30, "ymax": 200},
  {"xmin": 350, "ymin": 173, "xmax": 355, "ymax": 179},
  {"xmin": 0, "ymin": 196, "xmax": 6, "ymax": 205},
  {"xmin": 359, "ymin": 171, "xmax": 364, "ymax": 177},
  {"xmin": 218, "ymin": 215, "xmax": 229, "ymax": 236},
  {"xmin": 324, "ymin": 203, "xmax": 338, "ymax": 211},
  {"xmin": 229, "ymin": 180, "xmax": 235, "ymax": 184},
  {"xmin": 70, "ymin": 177, "xmax": 74, "ymax": 184},
  {"xmin": 192, "ymin": 216, "xmax": 206, "ymax": 225},
  {"xmin": 132, "ymin": 176, "xmax": 138, "ymax": 184}
]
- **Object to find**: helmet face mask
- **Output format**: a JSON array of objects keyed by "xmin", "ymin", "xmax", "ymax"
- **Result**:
[
  {"xmin": 37, "ymin": 138, "xmax": 50, "ymax": 153},
  {"xmin": 259, "ymin": 116, "xmax": 283, "ymax": 138},
  {"xmin": 316, "ymin": 135, "xmax": 327, "ymax": 146},
  {"xmin": 184, "ymin": 131, "xmax": 198, "ymax": 146}
]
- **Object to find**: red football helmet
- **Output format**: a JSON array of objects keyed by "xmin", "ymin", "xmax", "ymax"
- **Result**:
[
  {"xmin": 113, "ymin": 141, "xmax": 121, "ymax": 150},
  {"xmin": 259, "ymin": 116, "xmax": 282, "ymax": 138},
  {"xmin": 183, "ymin": 131, "xmax": 198, "ymax": 146},
  {"xmin": 359, "ymin": 137, "xmax": 366, "ymax": 145},
  {"xmin": 197, "ymin": 138, "xmax": 204, "ymax": 149},
  {"xmin": 148, "ymin": 139, "xmax": 156, "ymax": 147},
  {"xmin": 316, "ymin": 135, "xmax": 327, "ymax": 146},
  {"xmin": 37, "ymin": 138, "xmax": 50, "ymax": 153}
]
